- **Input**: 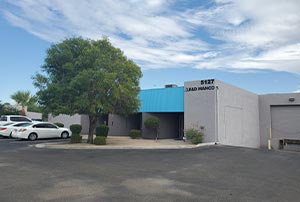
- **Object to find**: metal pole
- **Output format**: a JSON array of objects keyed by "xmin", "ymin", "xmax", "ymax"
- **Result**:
[{"xmin": 268, "ymin": 127, "xmax": 272, "ymax": 150}]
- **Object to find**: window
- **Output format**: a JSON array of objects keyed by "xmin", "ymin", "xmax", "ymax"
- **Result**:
[
  {"xmin": 3, "ymin": 122, "xmax": 14, "ymax": 126},
  {"xmin": 33, "ymin": 124, "xmax": 45, "ymax": 128},
  {"xmin": 44, "ymin": 124, "xmax": 57, "ymax": 129},
  {"xmin": 14, "ymin": 122, "xmax": 32, "ymax": 127},
  {"xmin": 0, "ymin": 116, "xmax": 7, "ymax": 121},
  {"xmin": 10, "ymin": 116, "xmax": 32, "ymax": 122},
  {"xmin": 33, "ymin": 123, "xmax": 57, "ymax": 129}
]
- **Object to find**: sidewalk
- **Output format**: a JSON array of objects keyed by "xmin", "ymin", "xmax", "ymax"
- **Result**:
[{"xmin": 35, "ymin": 136, "xmax": 216, "ymax": 150}]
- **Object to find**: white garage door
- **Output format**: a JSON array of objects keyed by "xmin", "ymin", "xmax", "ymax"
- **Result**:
[{"xmin": 271, "ymin": 106, "xmax": 300, "ymax": 141}]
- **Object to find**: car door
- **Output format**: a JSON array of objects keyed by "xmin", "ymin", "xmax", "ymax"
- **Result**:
[
  {"xmin": 33, "ymin": 124, "xmax": 47, "ymax": 138},
  {"xmin": 43, "ymin": 123, "xmax": 60, "ymax": 138}
]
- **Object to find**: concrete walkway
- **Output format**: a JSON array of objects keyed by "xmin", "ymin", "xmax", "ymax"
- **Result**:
[{"xmin": 35, "ymin": 136, "xmax": 215, "ymax": 150}]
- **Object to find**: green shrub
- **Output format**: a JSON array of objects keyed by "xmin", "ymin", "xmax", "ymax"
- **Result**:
[
  {"xmin": 130, "ymin": 129, "xmax": 141, "ymax": 139},
  {"xmin": 70, "ymin": 134, "xmax": 82, "ymax": 144},
  {"xmin": 54, "ymin": 122, "xmax": 64, "ymax": 127},
  {"xmin": 94, "ymin": 136, "xmax": 106, "ymax": 145},
  {"xmin": 70, "ymin": 124, "xmax": 82, "ymax": 135},
  {"xmin": 96, "ymin": 125, "xmax": 109, "ymax": 137},
  {"xmin": 144, "ymin": 117, "xmax": 160, "ymax": 139},
  {"xmin": 144, "ymin": 117, "xmax": 159, "ymax": 131},
  {"xmin": 185, "ymin": 128, "xmax": 203, "ymax": 144}
]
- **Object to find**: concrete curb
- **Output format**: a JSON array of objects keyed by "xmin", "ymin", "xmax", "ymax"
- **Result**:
[{"xmin": 34, "ymin": 142, "xmax": 217, "ymax": 150}]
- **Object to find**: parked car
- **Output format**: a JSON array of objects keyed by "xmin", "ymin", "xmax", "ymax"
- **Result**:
[
  {"xmin": 11, "ymin": 122, "xmax": 72, "ymax": 141},
  {"xmin": 0, "ymin": 115, "xmax": 33, "ymax": 126},
  {"xmin": 0, "ymin": 122, "xmax": 33, "ymax": 138}
]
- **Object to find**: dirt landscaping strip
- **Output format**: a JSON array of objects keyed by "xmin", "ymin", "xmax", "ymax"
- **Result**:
[{"xmin": 33, "ymin": 136, "xmax": 216, "ymax": 150}]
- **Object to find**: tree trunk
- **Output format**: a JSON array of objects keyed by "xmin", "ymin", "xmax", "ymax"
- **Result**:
[
  {"xmin": 20, "ymin": 106, "xmax": 26, "ymax": 116},
  {"xmin": 88, "ymin": 115, "xmax": 97, "ymax": 144}
]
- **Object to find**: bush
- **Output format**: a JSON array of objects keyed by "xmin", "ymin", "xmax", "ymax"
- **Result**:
[
  {"xmin": 144, "ymin": 117, "xmax": 159, "ymax": 131},
  {"xmin": 144, "ymin": 117, "xmax": 160, "ymax": 139},
  {"xmin": 70, "ymin": 124, "xmax": 82, "ymax": 135},
  {"xmin": 70, "ymin": 134, "xmax": 82, "ymax": 144},
  {"xmin": 54, "ymin": 122, "xmax": 64, "ymax": 127},
  {"xmin": 96, "ymin": 124, "xmax": 109, "ymax": 137},
  {"xmin": 130, "ymin": 129, "xmax": 141, "ymax": 139},
  {"xmin": 185, "ymin": 128, "xmax": 203, "ymax": 144},
  {"xmin": 94, "ymin": 136, "xmax": 106, "ymax": 145}
]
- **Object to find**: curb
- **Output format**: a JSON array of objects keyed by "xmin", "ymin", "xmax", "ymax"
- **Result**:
[{"xmin": 34, "ymin": 142, "xmax": 217, "ymax": 150}]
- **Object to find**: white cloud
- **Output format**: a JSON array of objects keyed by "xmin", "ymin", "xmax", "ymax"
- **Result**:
[{"xmin": 1, "ymin": 0, "xmax": 300, "ymax": 73}]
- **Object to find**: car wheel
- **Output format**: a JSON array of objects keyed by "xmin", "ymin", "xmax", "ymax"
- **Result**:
[
  {"xmin": 61, "ymin": 131, "xmax": 69, "ymax": 139},
  {"xmin": 28, "ymin": 133, "xmax": 38, "ymax": 141}
]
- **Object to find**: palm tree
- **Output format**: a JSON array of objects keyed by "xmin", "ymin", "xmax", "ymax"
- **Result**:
[{"xmin": 10, "ymin": 91, "xmax": 35, "ymax": 115}]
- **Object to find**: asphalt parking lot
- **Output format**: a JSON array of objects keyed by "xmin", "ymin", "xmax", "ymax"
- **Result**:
[{"xmin": 0, "ymin": 136, "xmax": 300, "ymax": 202}]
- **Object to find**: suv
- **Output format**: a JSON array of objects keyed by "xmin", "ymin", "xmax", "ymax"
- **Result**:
[{"xmin": 0, "ymin": 115, "xmax": 33, "ymax": 126}]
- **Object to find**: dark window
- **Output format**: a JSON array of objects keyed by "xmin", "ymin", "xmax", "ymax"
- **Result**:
[
  {"xmin": 33, "ymin": 124, "xmax": 46, "ymax": 128},
  {"xmin": 3, "ymin": 122, "xmax": 13, "ymax": 126},
  {"xmin": 33, "ymin": 123, "xmax": 57, "ymax": 129},
  {"xmin": 0, "ymin": 116, "xmax": 7, "ymax": 121},
  {"xmin": 44, "ymin": 124, "xmax": 57, "ymax": 129},
  {"xmin": 14, "ymin": 122, "xmax": 32, "ymax": 127},
  {"xmin": 10, "ymin": 117, "xmax": 31, "ymax": 122}
]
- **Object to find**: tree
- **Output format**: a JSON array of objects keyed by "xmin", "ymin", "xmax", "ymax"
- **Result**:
[
  {"xmin": 144, "ymin": 117, "xmax": 160, "ymax": 140},
  {"xmin": 33, "ymin": 37, "xmax": 142, "ymax": 143},
  {"xmin": 0, "ymin": 101, "xmax": 19, "ymax": 115},
  {"xmin": 10, "ymin": 91, "xmax": 36, "ymax": 115}
]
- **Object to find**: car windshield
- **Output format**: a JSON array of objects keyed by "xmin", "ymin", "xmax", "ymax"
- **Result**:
[
  {"xmin": 14, "ymin": 122, "xmax": 33, "ymax": 127},
  {"xmin": 3, "ymin": 122, "xmax": 14, "ymax": 126}
]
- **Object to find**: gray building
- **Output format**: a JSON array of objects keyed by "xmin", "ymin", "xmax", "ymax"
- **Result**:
[{"xmin": 50, "ymin": 79, "xmax": 300, "ymax": 149}]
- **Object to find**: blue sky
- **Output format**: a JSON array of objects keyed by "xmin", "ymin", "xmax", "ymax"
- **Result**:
[{"xmin": 0, "ymin": 0, "xmax": 300, "ymax": 104}]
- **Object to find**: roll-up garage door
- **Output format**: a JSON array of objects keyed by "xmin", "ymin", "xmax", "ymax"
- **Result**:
[{"xmin": 271, "ymin": 106, "xmax": 300, "ymax": 148}]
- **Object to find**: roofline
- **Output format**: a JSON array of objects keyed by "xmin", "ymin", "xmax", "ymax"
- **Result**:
[{"xmin": 140, "ymin": 86, "xmax": 184, "ymax": 91}]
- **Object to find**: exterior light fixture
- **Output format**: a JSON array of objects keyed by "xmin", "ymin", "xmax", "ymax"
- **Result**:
[{"xmin": 288, "ymin": 97, "xmax": 295, "ymax": 102}]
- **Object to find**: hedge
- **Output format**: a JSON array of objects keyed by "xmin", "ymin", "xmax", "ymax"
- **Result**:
[
  {"xmin": 70, "ymin": 134, "xmax": 82, "ymax": 144},
  {"xmin": 94, "ymin": 136, "xmax": 106, "ymax": 145},
  {"xmin": 96, "ymin": 124, "xmax": 109, "ymax": 137},
  {"xmin": 185, "ymin": 128, "xmax": 203, "ymax": 144},
  {"xmin": 70, "ymin": 124, "xmax": 82, "ymax": 135},
  {"xmin": 130, "ymin": 129, "xmax": 141, "ymax": 139}
]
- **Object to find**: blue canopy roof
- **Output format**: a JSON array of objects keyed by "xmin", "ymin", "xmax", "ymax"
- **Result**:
[{"xmin": 138, "ymin": 87, "xmax": 184, "ymax": 112}]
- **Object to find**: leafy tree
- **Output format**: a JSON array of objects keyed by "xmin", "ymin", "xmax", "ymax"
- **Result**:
[
  {"xmin": 33, "ymin": 37, "xmax": 142, "ymax": 143},
  {"xmin": 0, "ymin": 101, "xmax": 19, "ymax": 115},
  {"xmin": 10, "ymin": 91, "xmax": 36, "ymax": 115},
  {"xmin": 144, "ymin": 117, "xmax": 160, "ymax": 140}
]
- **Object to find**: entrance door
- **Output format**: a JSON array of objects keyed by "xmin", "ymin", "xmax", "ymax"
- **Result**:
[{"xmin": 178, "ymin": 114, "xmax": 184, "ymax": 139}]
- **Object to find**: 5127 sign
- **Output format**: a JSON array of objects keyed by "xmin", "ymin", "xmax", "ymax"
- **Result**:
[
  {"xmin": 200, "ymin": 79, "xmax": 214, "ymax": 85},
  {"xmin": 185, "ymin": 79, "xmax": 215, "ymax": 92}
]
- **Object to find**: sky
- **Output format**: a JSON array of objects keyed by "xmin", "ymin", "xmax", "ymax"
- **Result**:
[{"xmin": 0, "ymin": 0, "xmax": 300, "ymax": 104}]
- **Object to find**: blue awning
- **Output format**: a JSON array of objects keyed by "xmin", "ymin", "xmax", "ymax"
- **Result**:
[{"xmin": 138, "ymin": 87, "xmax": 184, "ymax": 112}]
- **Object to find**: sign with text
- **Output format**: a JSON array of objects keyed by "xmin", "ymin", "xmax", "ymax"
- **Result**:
[{"xmin": 185, "ymin": 79, "xmax": 215, "ymax": 92}]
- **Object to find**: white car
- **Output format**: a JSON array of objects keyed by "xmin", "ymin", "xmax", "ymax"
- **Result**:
[
  {"xmin": 12, "ymin": 122, "xmax": 72, "ymax": 141},
  {"xmin": 0, "ymin": 115, "xmax": 33, "ymax": 126},
  {"xmin": 0, "ymin": 122, "xmax": 33, "ymax": 138}
]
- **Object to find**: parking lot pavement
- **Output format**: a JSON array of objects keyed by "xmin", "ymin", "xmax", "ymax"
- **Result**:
[
  {"xmin": 0, "ymin": 140, "xmax": 300, "ymax": 202},
  {"xmin": 0, "ymin": 136, "xmax": 69, "ymax": 151}
]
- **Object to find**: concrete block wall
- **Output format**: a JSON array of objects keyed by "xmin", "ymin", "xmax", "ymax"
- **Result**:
[
  {"xmin": 108, "ymin": 114, "xmax": 141, "ymax": 136},
  {"xmin": 48, "ymin": 114, "xmax": 90, "ymax": 134},
  {"xmin": 259, "ymin": 93, "xmax": 300, "ymax": 149},
  {"xmin": 141, "ymin": 112, "xmax": 181, "ymax": 139},
  {"xmin": 216, "ymin": 80, "xmax": 260, "ymax": 148},
  {"xmin": 184, "ymin": 80, "xmax": 217, "ymax": 143}
]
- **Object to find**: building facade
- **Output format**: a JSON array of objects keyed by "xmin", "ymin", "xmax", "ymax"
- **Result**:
[{"xmin": 49, "ymin": 79, "xmax": 300, "ymax": 149}]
